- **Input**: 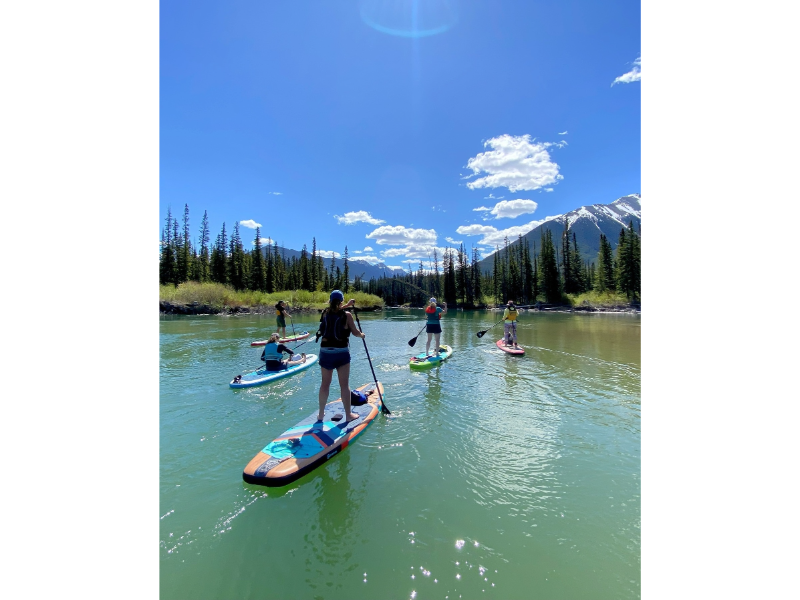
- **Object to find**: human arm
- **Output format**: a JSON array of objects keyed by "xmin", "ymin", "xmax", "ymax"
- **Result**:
[
  {"xmin": 278, "ymin": 343, "xmax": 293, "ymax": 355},
  {"xmin": 345, "ymin": 311, "xmax": 365, "ymax": 339}
]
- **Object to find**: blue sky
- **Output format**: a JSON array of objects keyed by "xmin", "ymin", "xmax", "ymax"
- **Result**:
[{"xmin": 161, "ymin": 0, "xmax": 640, "ymax": 268}]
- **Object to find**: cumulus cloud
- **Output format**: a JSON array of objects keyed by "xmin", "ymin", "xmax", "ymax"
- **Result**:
[
  {"xmin": 558, "ymin": 131, "xmax": 568, "ymax": 135},
  {"xmin": 366, "ymin": 224, "xmax": 437, "ymax": 246},
  {"xmin": 456, "ymin": 215, "xmax": 560, "ymax": 247},
  {"xmin": 240, "ymin": 219, "xmax": 262, "ymax": 229},
  {"xmin": 335, "ymin": 210, "xmax": 385, "ymax": 225},
  {"xmin": 487, "ymin": 199, "xmax": 538, "ymax": 219},
  {"xmin": 252, "ymin": 237, "xmax": 274, "ymax": 246},
  {"xmin": 363, "ymin": 246, "xmax": 373, "ymax": 251},
  {"xmin": 350, "ymin": 255, "xmax": 380, "ymax": 264},
  {"xmin": 317, "ymin": 250, "xmax": 341, "ymax": 259},
  {"xmin": 545, "ymin": 188, "xmax": 554, "ymax": 192},
  {"xmin": 612, "ymin": 57, "xmax": 641, "ymax": 85},
  {"xmin": 380, "ymin": 244, "xmax": 449, "ymax": 260},
  {"xmin": 473, "ymin": 206, "xmax": 491, "ymax": 212},
  {"xmin": 464, "ymin": 134, "xmax": 564, "ymax": 192},
  {"xmin": 445, "ymin": 237, "xmax": 463, "ymax": 245}
]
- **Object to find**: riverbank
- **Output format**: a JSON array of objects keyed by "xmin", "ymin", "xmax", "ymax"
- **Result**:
[{"xmin": 158, "ymin": 300, "xmax": 642, "ymax": 316}]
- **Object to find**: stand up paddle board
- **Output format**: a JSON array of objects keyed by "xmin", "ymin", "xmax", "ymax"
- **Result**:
[
  {"xmin": 409, "ymin": 344, "xmax": 453, "ymax": 369},
  {"xmin": 230, "ymin": 354, "xmax": 318, "ymax": 388},
  {"xmin": 496, "ymin": 339, "xmax": 525, "ymax": 355},
  {"xmin": 251, "ymin": 331, "xmax": 311, "ymax": 346},
  {"xmin": 242, "ymin": 381, "xmax": 385, "ymax": 486}
]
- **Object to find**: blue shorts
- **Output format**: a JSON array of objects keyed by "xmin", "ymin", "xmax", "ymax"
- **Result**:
[
  {"xmin": 426, "ymin": 323, "xmax": 442, "ymax": 334},
  {"xmin": 319, "ymin": 347, "xmax": 351, "ymax": 370}
]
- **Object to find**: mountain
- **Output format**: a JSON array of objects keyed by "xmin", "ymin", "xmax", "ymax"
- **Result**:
[
  {"xmin": 261, "ymin": 244, "xmax": 407, "ymax": 281},
  {"xmin": 477, "ymin": 194, "xmax": 641, "ymax": 273}
]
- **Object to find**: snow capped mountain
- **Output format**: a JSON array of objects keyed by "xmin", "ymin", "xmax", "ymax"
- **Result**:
[{"xmin": 478, "ymin": 194, "xmax": 641, "ymax": 272}]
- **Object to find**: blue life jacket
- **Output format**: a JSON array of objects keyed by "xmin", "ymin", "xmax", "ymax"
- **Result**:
[
  {"xmin": 317, "ymin": 309, "xmax": 350, "ymax": 348},
  {"xmin": 261, "ymin": 342, "xmax": 283, "ymax": 362}
]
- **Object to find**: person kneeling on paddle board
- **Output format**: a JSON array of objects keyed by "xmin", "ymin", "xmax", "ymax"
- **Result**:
[
  {"xmin": 503, "ymin": 300, "xmax": 520, "ymax": 348},
  {"xmin": 316, "ymin": 290, "xmax": 366, "ymax": 423},
  {"xmin": 261, "ymin": 333, "xmax": 306, "ymax": 371},
  {"xmin": 424, "ymin": 297, "xmax": 447, "ymax": 356}
]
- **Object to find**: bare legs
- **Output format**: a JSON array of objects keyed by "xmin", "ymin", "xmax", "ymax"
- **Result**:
[
  {"xmin": 284, "ymin": 353, "xmax": 306, "ymax": 367},
  {"xmin": 317, "ymin": 363, "xmax": 358, "ymax": 422},
  {"xmin": 425, "ymin": 332, "xmax": 433, "ymax": 355}
]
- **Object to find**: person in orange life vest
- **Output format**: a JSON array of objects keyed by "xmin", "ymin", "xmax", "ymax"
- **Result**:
[
  {"xmin": 316, "ymin": 290, "xmax": 365, "ymax": 423},
  {"xmin": 424, "ymin": 297, "xmax": 447, "ymax": 356}
]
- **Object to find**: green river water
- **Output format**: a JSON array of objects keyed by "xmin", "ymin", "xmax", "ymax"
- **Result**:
[{"xmin": 160, "ymin": 309, "xmax": 641, "ymax": 599}]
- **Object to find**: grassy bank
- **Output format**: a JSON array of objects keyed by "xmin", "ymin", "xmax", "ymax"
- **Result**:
[
  {"xmin": 566, "ymin": 290, "xmax": 638, "ymax": 309},
  {"xmin": 160, "ymin": 282, "xmax": 384, "ymax": 310}
]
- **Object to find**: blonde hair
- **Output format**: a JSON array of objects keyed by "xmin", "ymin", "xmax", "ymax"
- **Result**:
[{"xmin": 269, "ymin": 333, "xmax": 281, "ymax": 343}]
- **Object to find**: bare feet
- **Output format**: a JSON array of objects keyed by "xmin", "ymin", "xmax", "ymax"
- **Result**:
[{"xmin": 346, "ymin": 412, "xmax": 359, "ymax": 422}]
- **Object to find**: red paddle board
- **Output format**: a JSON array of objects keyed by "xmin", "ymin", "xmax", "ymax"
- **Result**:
[{"xmin": 496, "ymin": 339, "xmax": 525, "ymax": 355}]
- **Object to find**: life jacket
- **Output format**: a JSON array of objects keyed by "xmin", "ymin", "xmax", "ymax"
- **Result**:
[
  {"xmin": 505, "ymin": 306, "xmax": 518, "ymax": 321},
  {"xmin": 261, "ymin": 342, "xmax": 283, "ymax": 362},
  {"xmin": 350, "ymin": 390, "xmax": 368, "ymax": 406},
  {"xmin": 425, "ymin": 305, "xmax": 440, "ymax": 323},
  {"xmin": 317, "ymin": 309, "xmax": 350, "ymax": 347}
]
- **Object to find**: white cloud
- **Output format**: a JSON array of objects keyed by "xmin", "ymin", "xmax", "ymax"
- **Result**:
[
  {"xmin": 483, "ymin": 193, "xmax": 503, "ymax": 200},
  {"xmin": 473, "ymin": 206, "xmax": 491, "ymax": 212},
  {"xmin": 486, "ymin": 199, "xmax": 538, "ymax": 219},
  {"xmin": 380, "ymin": 244, "xmax": 449, "ymax": 260},
  {"xmin": 252, "ymin": 237, "xmax": 274, "ymax": 246},
  {"xmin": 558, "ymin": 131, "xmax": 568, "ymax": 135},
  {"xmin": 445, "ymin": 237, "xmax": 463, "ymax": 245},
  {"xmin": 366, "ymin": 224, "xmax": 437, "ymax": 246},
  {"xmin": 363, "ymin": 246, "xmax": 373, "ymax": 251},
  {"xmin": 545, "ymin": 188, "xmax": 554, "ymax": 192},
  {"xmin": 335, "ymin": 210, "xmax": 385, "ymax": 225},
  {"xmin": 268, "ymin": 191, "xmax": 283, "ymax": 195},
  {"xmin": 317, "ymin": 250, "xmax": 341, "ymax": 258},
  {"xmin": 353, "ymin": 250, "xmax": 362, "ymax": 253},
  {"xmin": 612, "ymin": 57, "xmax": 641, "ymax": 85},
  {"xmin": 456, "ymin": 215, "xmax": 560, "ymax": 247},
  {"xmin": 350, "ymin": 255, "xmax": 380, "ymax": 264},
  {"xmin": 240, "ymin": 219, "xmax": 262, "ymax": 229},
  {"xmin": 464, "ymin": 134, "xmax": 564, "ymax": 192}
]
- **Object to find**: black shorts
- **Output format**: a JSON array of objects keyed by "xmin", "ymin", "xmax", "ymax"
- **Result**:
[
  {"xmin": 265, "ymin": 360, "xmax": 288, "ymax": 372},
  {"xmin": 426, "ymin": 323, "xmax": 442, "ymax": 334}
]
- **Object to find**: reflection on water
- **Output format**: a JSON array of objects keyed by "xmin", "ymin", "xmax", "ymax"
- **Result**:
[{"xmin": 160, "ymin": 310, "xmax": 640, "ymax": 599}]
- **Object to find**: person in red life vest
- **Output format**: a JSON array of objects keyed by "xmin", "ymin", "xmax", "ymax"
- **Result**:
[{"xmin": 424, "ymin": 297, "xmax": 447, "ymax": 356}]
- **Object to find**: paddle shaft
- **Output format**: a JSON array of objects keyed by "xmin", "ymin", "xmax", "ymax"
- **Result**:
[
  {"xmin": 477, "ymin": 316, "xmax": 505, "ymax": 338},
  {"xmin": 408, "ymin": 324, "xmax": 426, "ymax": 347},
  {"xmin": 352, "ymin": 307, "xmax": 390, "ymax": 415}
]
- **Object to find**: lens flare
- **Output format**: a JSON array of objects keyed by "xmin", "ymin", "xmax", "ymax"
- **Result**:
[{"xmin": 360, "ymin": 0, "xmax": 459, "ymax": 38}]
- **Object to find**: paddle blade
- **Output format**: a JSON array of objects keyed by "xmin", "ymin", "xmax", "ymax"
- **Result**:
[
  {"xmin": 408, "ymin": 336, "xmax": 418, "ymax": 347},
  {"xmin": 476, "ymin": 330, "xmax": 486, "ymax": 338}
]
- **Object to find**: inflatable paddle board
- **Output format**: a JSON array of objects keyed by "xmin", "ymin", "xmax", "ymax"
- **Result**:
[
  {"xmin": 251, "ymin": 331, "xmax": 311, "ymax": 346},
  {"xmin": 242, "ymin": 381, "xmax": 385, "ymax": 486},
  {"xmin": 496, "ymin": 339, "xmax": 525, "ymax": 355},
  {"xmin": 409, "ymin": 344, "xmax": 453, "ymax": 369},
  {"xmin": 230, "ymin": 354, "xmax": 318, "ymax": 388}
]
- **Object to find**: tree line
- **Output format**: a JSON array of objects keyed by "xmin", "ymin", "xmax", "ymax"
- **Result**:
[{"xmin": 159, "ymin": 204, "xmax": 640, "ymax": 306}]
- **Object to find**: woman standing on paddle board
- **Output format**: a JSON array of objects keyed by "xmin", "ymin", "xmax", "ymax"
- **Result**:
[
  {"xmin": 503, "ymin": 300, "xmax": 520, "ymax": 348},
  {"xmin": 424, "ymin": 297, "xmax": 447, "ymax": 356},
  {"xmin": 275, "ymin": 300, "xmax": 291, "ymax": 339},
  {"xmin": 316, "ymin": 290, "xmax": 366, "ymax": 423}
]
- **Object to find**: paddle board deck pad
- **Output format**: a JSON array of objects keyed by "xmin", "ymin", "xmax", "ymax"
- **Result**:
[
  {"xmin": 251, "ymin": 331, "xmax": 311, "ymax": 346},
  {"xmin": 242, "ymin": 382, "xmax": 385, "ymax": 487},
  {"xmin": 230, "ymin": 354, "xmax": 318, "ymax": 388},
  {"xmin": 496, "ymin": 339, "xmax": 525, "ymax": 355},
  {"xmin": 409, "ymin": 344, "xmax": 453, "ymax": 369}
]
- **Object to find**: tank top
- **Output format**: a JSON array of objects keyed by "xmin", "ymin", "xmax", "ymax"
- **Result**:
[{"xmin": 319, "ymin": 310, "xmax": 350, "ymax": 348}]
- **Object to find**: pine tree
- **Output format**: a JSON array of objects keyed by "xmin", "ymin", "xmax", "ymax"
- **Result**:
[
  {"xmin": 159, "ymin": 207, "xmax": 177, "ymax": 285},
  {"xmin": 531, "ymin": 240, "xmax": 539, "ymax": 302},
  {"xmin": 615, "ymin": 227, "xmax": 628, "ymax": 294},
  {"xmin": 343, "ymin": 246, "xmax": 350, "ymax": 293},
  {"xmin": 596, "ymin": 233, "xmax": 615, "ymax": 292},
  {"xmin": 471, "ymin": 247, "xmax": 483, "ymax": 306},
  {"xmin": 523, "ymin": 238, "xmax": 534, "ymax": 303},
  {"xmin": 539, "ymin": 229, "xmax": 560, "ymax": 303},
  {"xmin": 251, "ymin": 227, "xmax": 265, "ymax": 291},
  {"xmin": 310, "ymin": 238, "xmax": 319, "ymax": 291},
  {"xmin": 492, "ymin": 248, "xmax": 500, "ymax": 305},
  {"xmin": 562, "ymin": 218, "xmax": 577, "ymax": 294},
  {"xmin": 432, "ymin": 248, "xmax": 441, "ymax": 299},
  {"xmin": 300, "ymin": 244, "xmax": 310, "ymax": 291},
  {"xmin": 228, "ymin": 222, "xmax": 246, "ymax": 290},
  {"xmin": 178, "ymin": 204, "xmax": 191, "ymax": 283},
  {"xmin": 210, "ymin": 223, "xmax": 228, "ymax": 284},
  {"xmin": 197, "ymin": 210, "xmax": 210, "ymax": 282}
]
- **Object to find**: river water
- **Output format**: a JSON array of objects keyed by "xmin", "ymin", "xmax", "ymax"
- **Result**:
[{"xmin": 160, "ymin": 309, "xmax": 641, "ymax": 599}]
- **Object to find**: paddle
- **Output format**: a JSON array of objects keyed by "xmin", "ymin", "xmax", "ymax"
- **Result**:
[
  {"xmin": 476, "ymin": 316, "xmax": 505, "ymax": 338},
  {"xmin": 352, "ymin": 305, "xmax": 391, "ymax": 415},
  {"xmin": 407, "ymin": 324, "xmax": 426, "ymax": 347},
  {"xmin": 289, "ymin": 313, "xmax": 296, "ymax": 338}
]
